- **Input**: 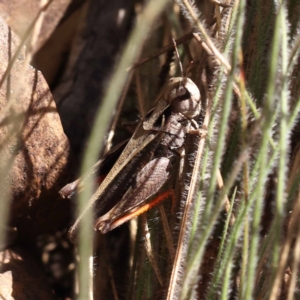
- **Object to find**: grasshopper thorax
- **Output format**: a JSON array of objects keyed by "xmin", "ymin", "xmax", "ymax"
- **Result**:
[{"xmin": 164, "ymin": 77, "xmax": 201, "ymax": 119}]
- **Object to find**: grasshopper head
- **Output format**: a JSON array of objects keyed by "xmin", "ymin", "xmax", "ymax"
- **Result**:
[{"xmin": 165, "ymin": 77, "xmax": 201, "ymax": 119}]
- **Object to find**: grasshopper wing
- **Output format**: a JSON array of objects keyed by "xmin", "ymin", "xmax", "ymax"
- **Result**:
[{"xmin": 95, "ymin": 157, "xmax": 172, "ymax": 233}]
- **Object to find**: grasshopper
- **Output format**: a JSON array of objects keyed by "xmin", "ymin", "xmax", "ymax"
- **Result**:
[{"xmin": 60, "ymin": 76, "xmax": 201, "ymax": 240}]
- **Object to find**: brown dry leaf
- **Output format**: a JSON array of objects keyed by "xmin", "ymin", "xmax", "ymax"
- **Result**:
[
  {"xmin": 0, "ymin": 0, "xmax": 71, "ymax": 53},
  {"xmin": 0, "ymin": 16, "xmax": 72, "ymax": 240},
  {"xmin": 0, "ymin": 247, "xmax": 55, "ymax": 300}
]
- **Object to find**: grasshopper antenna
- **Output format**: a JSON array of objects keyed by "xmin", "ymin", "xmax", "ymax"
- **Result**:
[{"xmin": 172, "ymin": 38, "xmax": 184, "ymax": 79}]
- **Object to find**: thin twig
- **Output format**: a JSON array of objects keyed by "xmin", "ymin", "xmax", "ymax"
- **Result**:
[
  {"xmin": 158, "ymin": 204, "xmax": 175, "ymax": 260},
  {"xmin": 144, "ymin": 219, "xmax": 164, "ymax": 286},
  {"xmin": 128, "ymin": 32, "xmax": 194, "ymax": 70},
  {"xmin": 182, "ymin": 0, "xmax": 231, "ymax": 71}
]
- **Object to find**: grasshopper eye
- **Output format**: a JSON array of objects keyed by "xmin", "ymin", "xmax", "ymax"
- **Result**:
[{"xmin": 177, "ymin": 86, "xmax": 186, "ymax": 96}]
